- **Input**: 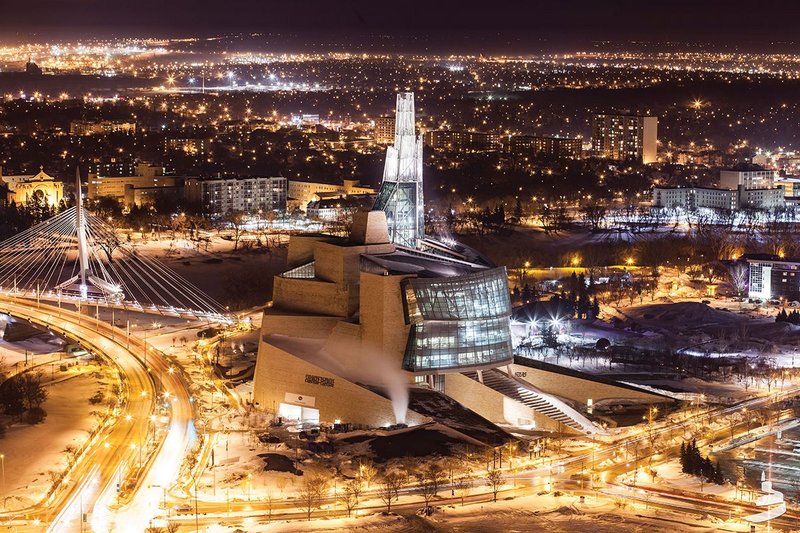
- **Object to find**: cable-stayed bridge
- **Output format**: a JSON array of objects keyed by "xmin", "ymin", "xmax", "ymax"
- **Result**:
[{"xmin": 0, "ymin": 168, "xmax": 229, "ymax": 322}]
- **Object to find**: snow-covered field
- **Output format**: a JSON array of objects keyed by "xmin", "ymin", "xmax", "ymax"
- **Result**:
[
  {"xmin": 1, "ymin": 370, "xmax": 109, "ymax": 511},
  {"xmin": 199, "ymin": 490, "xmax": 750, "ymax": 533}
]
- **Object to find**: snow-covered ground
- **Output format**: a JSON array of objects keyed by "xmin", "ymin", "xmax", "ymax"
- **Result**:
[
  {"xmin": 198, "ymin": 489, "xmax": 750, "ymax": 533},
  {"xmin": 1, "ymin": 369, "xmax": 110, "ymax": 511},
  {"xmin": 619, "ymin": 459, "xmax": 737, "ymax": 498}
]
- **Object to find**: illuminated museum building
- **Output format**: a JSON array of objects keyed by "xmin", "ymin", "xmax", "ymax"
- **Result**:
[{"xmin": 253, "ymin": 93, "xmax": 666, "ymax": 434}]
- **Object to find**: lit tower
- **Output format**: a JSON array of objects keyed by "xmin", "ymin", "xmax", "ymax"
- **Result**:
[{"xmin": 374, "ymin": 92, "xmax": 424, "ymax": 248}]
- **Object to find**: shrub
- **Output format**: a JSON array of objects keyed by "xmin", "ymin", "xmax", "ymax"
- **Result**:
[{"xmin": 25, "ymin": 406, "xmax": 47, "ymax": 424}]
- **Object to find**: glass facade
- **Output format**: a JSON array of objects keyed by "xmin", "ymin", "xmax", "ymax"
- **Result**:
[
  {"xmin": 402, "ymin": 267, "xmax": 513, "ymax": 372},
  {"xmin": 374, "ymin": 92, "xmax": 425, "ymax": 249},
  {"xmin": 282, "ymin": 261, "xmax": 315, "ymax": 279},
  {"xmin": 374, "ymin": 181, "xmax": 424, "ymax": 249}
]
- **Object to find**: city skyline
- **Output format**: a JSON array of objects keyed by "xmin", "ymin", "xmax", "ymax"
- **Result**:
[{"xmin": 0, "ymin": 4, "xmax": 798, "ymax": 533}]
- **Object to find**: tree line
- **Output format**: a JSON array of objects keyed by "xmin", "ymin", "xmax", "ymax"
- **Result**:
[{"xmin": 679, "ymin": 439, "xmax": 724, "ymax": 486}]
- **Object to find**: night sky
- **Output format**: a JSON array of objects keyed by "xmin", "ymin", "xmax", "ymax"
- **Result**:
[{"xmin": 2, "ymin": 0, "xmax": 800, "ymax": 49}]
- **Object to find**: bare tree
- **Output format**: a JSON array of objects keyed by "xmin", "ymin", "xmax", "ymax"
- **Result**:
[
  {"xmin": 486, "ymin": 468, "xmax": 505, "ymax": 502},
  {"xmin": 423, "ymin": 462, "xmax": 446, "ymax": 496},
  {"xmin": 726, "ymin": 261, "xmax": 748, "ymax": 296},
  {"xmin": 95, "ymin": 225, "xmax": 122, "ymax": 263},
  {"xmin": 298, "ymin": 474, "xmax": 329, "ymax": 520},
  {"xmin": 341, "ymin": 479, "xmax": 362, "ymax": 517},
  {"xmin": 415, "ymin": 471, "xmax": 438, "ymax": 510},
  {"xmin": 378, "ymin": 471, "xmax": 404, "ymax": 512},
  {"xmin": 224, "ymin": 210, "xmax": 247, "ymax": 251},
  {"xmin": 579, "ymin": 203, "xmax": 607, "ymax": 232},
  {"xmin": 356, "ymin": 459, "xmax": 377, "ymax": 488},
  {"xmin": 455, "ymin": 469, "xmax": 474, "ymax": 506}
]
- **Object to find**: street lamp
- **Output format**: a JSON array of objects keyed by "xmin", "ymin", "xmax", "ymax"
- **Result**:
[{"xmin": 0, "ymin": 453, "xmax": 5, "ymax": 509}]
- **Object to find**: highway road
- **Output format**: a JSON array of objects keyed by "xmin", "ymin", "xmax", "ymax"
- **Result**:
[
  {"xmin": 173, "ymin": 378, "xmax": 800, "ymax": 530},
  {"xmin": 0, "ymin": 296, "xmax": 200, "ymax": 533}
]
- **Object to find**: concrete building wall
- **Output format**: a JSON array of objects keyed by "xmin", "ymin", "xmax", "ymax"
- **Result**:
[
  {"xmin": 508, "ymin": 363, "xmax": 668, "ymax": 407},
  {"xmin": 442, "ymin": 373, "xmax": 564, "ymax": 432},
  {"xmin": 262, "ymin": 313, "xmax": 341, "ymax": 339},
  {"xmin": 360, "ymin": 272, "xmax": 412, "ymax": 367},
  {"xmin": 253, "ymin": 341, "xmax": 426, "ymax": 427},
  {"xmin": 272, "ymin": 277, "xmax": 349, "ymax": 317},
  {"xmin": 286, "ymin": 235, "xmax": 330, "ymax": 268}
]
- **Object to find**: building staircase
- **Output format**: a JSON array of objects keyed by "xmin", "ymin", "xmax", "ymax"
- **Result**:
[{"xmin": 462, "ymin": 367, "xmax": 605, "ymax": 435}]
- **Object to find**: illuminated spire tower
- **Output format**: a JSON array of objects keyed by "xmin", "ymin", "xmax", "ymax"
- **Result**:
[{"xmin": 374, "ymin": 92, "xmax": 424, "ymax": 248}]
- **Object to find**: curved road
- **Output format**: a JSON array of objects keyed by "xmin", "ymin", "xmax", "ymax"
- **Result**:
[{"xmin": 0, "ymin": 296, "xmax": 198, "ymax": 533}]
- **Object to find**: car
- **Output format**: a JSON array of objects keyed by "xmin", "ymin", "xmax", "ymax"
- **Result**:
[{"xmin": 173, "ymin": 504, "xmax": 192, "ymax": 514}]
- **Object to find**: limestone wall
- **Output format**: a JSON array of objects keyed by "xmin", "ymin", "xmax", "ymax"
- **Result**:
[
  {"xmin": 272, "ymin": 276, "xmax": 349, "ymax": 317},
  {"xmin": 262, "ymin": 312, "xmax": 340, "ymax": 339},
  {"xmin": 359, "ymin": 272, "xmax": 412, "ymax": 368},
  {"xmin": 443, "ymin": 373, "xmax": 563, "ymax": 432},
  {"xmin": 253, "ymin": 340, "xmax": 427, "ymax": 428},
  {"xmin": 509, "ymin": 363, "xmax": 668, "ymax": 406}
]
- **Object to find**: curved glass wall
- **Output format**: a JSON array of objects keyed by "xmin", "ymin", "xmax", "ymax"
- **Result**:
[{"xmin": 402, "ymin": 267, "xmax": 513, "ymax": 372}]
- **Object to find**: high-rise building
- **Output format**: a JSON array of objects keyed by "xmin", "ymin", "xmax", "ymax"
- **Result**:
[
  {"xmin": 185, "ymin": 176, "xmax": 287, "ymax": 214},
  {"xmin": 374, "ymin": 115, "xmax": 396, "ymax": 144},
  {"xmin": 506, "ymin": 135, "xmax": 582, "ymax": 159},
  {"xmin": 592, "ymin": 114, "xmax": 658, "ymax": 164},
  {"xmin": 373, "ymin": 93, "xmax": 425, "ymax": 248}
]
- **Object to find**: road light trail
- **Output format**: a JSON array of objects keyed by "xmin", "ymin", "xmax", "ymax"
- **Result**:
[{"xmin": 0, "ymin": 296, "xmax": 200, "ymax": 532}]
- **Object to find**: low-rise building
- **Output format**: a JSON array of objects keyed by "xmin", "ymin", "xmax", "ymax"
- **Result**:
[
  {"xmin": 424, "ymin": 130, "xmax": 502, "ymax": 152},
  {"xmin": 506, "ymin": 135, "xmax": 582, "ymax": 159},
  {"xmin": 185, "ymin": 175, "xmax": 287, "ymax": 214},
  {"xmin": 719, "ymin": 169, "xmax": 776, "ymax": 189},
  {"xmin": 70, "ymin": 120, "xmax": 136, "ymax": 136},
  {"xmin": 306, "ymin": 194, "xmax": 375, "ymax": 221},
  {"xmin": 652, "ymin": 186, "xmax": 737, "ymax": 210},
  {"xmin": 745, "ymin": 253, "xmax": 800, "ymax": 301},
  {"xmin": 165, "ymin": 138, "xmax": 208, "ymax": 155},
  {"xmin": 773, "ymin": 176, "xmax": 800, "ymax": 198},
  {"xmin": 288, "ymin": 179, "xmax": 376, "ymax": 212},
  {"xmin": 88, "ymin": 163, "xmax": 181, "ymax": 207},
  {"xmin": 652, "ymin": 185, "xmax": 784, "ymax": 211},
  {"xmin": 739, "ymin": 187, "xmax": 785, "ymax": 209},
  {"xmin": 0, "ymin": 167, "xmax": 63, "ymax": 205},
  {"xmin": 719, "ymin": 168, "xmax": 775, "ymax": 190}
]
